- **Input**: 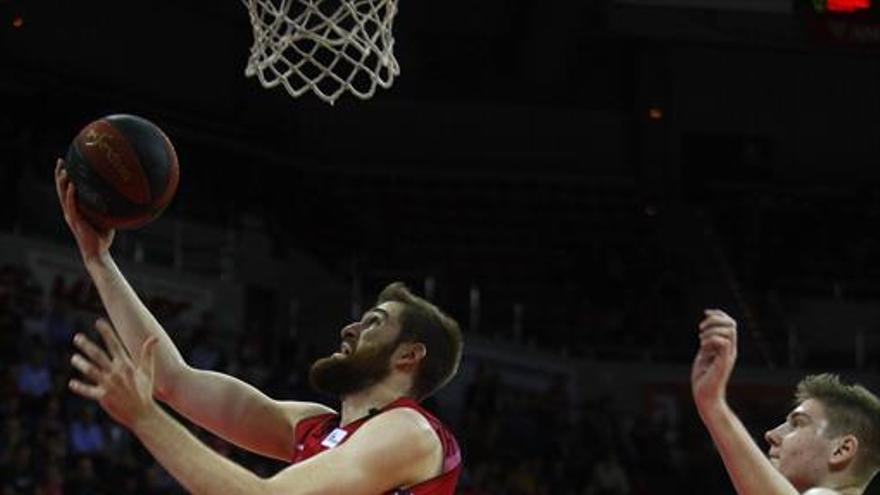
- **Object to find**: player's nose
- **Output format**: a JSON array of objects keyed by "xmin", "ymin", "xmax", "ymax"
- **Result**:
[
  {"xmin": 765, "ymin": 425, "xmax": 782, "ymax": 446},
  {"xmin": 340, "ymin": 321, "xmax": 361, "ymax": 341}
]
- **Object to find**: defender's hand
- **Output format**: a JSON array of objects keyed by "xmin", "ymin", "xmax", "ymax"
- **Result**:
[
  {"xmin": 55, "ymin": 159, "xmax": 115, "ymax": 263},
  {"xmin": 69, "ymin": 318, "xmax": 159, "ymax": 429},
  {"xmin": 691, "ymin": 309, "xmax": 738, "ymax": 407}
]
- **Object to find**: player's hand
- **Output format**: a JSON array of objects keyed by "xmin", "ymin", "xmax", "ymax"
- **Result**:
[
  {"xmin": 69, "ymin": 318, "xmax": 159, "ymax": 429},
  {"xmin": 691, "ymin": 309, "xmax": 738, "ymax": 408},
  {"xmin": 55, "ymin": 159, "xmax": 115, "ymax": 264}
]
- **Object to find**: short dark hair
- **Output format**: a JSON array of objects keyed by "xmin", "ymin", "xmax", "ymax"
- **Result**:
[
  {"xmin": 795, "ymin": 373, "xmax": 880, "ymax": 480},
  {"xmin": 377, "ymin": 282, "xmax": 463, "ymax": 400}
]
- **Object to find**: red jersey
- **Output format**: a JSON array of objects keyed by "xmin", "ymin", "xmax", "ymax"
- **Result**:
[{"xmin": 291, "ymin": 397, "xmax": 461, "ymax": 495}]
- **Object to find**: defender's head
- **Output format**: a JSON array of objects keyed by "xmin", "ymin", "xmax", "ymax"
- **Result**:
[{"xmin": 764, "ymin": 374, "xmax": 880, "ymax": 492}]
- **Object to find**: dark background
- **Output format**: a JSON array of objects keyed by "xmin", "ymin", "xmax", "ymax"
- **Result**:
[{"xmin": 1, "ymin": 0, "xmax": 879, "ymax": 493}]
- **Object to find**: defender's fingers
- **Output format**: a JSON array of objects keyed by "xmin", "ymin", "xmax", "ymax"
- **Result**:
[
  {"xmin": 699, "ymin": 314, "xmax": 736, "ymax": 332},
  {"xmin": 700, "ymin": 335, "xmax": 733, "ymax": 354},
  {"xmin": 703, "ymin": 309, "xmax": 734, "ymax": 320},
  {"xmin": 73, "ymin": 333, "xmax": 113, "ymax": 370},
  {"xmin": 704, "ymin": 308, "xmax": 729, "ymax": 316},
  {"xmin": 68, "ymin": 379, "xmax": 105, "ymax": 401},
  {"xmin": 71, "ymin": 353, "xmax": 106, "ymax": 382},
  {"xmin": 699, "ymin": 327, "xmax": 735, "ymax": 341}
]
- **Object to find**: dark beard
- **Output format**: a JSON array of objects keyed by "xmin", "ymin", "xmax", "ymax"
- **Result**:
[{"xmin": 308, "ymin": 338, "xmax": 400, "ymax": 397}]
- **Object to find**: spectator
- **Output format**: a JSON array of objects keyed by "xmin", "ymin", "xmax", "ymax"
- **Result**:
[
  {"xmin": 36, "ymin": 463, "xmax": 64, "ymax": 495},
  {"xmin": 1, "ymin": 444, "xmax": 37, "ymax": 494},
  {"xmin": 16, "ymin": 338, "xmax": 52, "ymax": 399},
  {"xmin": 584, "ymin": 451, "xmax": 631, "ymax": 495},
  {"xmin": 68, "ymin": 406, "xmax": 106, "ymax": 457},
  {"xmin": 0, "ymin": 417, "xmax": 24, "ymax": 465},
  {"xmin": 64, "ymin": 456, "xmax": 104, "ymax": 495},
  {"xmin": 45, "ymin": 297, "xmax": 75, "ymax": 351},
  {"xmin": 187, "ymin": 319, "xmax": 225, "ymax": 371}
]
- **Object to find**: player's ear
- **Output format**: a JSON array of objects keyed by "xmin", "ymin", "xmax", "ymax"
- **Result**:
[
  {"xmin": 395, "ymin": 342, "xmax": 426, "ymax": 370},
  {"xmin": 829, "ymin": 434, "xmax": 858, "ymax": 469}
]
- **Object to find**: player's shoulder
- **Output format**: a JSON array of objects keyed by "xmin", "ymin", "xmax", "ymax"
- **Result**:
[
  {"xmin": 369, "ymin": 405, "xmax": 436, "ymax": 435},
  {"xmin": 348, "ymin": 406, "xmax": 440, "ymax": 451},
  {"xmin": 338, "ymin": 406, "xmax": 441, "ymax": 475}
]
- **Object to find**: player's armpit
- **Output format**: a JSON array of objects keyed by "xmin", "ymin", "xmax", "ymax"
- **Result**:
[
  {"xmin": 168, "ymin": 367, "xmax": 335, "ymax": 461},
  {"xmin": 266, "ymin": 407, "xmax": 442, "ymax": 495}
]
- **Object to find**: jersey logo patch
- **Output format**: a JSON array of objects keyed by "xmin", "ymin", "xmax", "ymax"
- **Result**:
[{"xmin": 321, "ymin": 428, "xmax": 349, "ymax": 448}]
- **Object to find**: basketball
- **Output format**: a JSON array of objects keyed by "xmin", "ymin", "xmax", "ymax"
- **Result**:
[{"xmin": 63, "ymin": 114, "xmax": 180, "ymax": 230}]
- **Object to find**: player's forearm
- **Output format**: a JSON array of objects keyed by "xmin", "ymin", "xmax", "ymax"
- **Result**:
[
  {"xmin": 84, "ymin": 252, "xmax": 187, "ymax": 398},
  {"xmin": 697, "ymin": 400, "xmax": 800, "ymax": 495},
  {"xmin": 133, "ymin": 404, "xmax": 269, "ymax": 495}
]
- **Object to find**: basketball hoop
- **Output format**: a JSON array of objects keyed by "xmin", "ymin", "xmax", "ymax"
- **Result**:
[{"xmin": 241, "ymin": 0, "xmax": 400, "ymax": 105}]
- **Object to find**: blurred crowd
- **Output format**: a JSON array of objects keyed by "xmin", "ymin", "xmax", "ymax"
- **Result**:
[
  {"xmin": 706, "ymin": 187, "xmax": 880, "ymax": 297},
  {"xmin": 703, "ymin": 187, "xmax": 880, "ymax": 369},
  {"xmin": 286, "ymin": 174, "xmax": 693, "ymax": 363},
  {"xmin": 456, "ymin": 365, "xmax": 738, "ymax": 495},
  {"xmin": 0, "ymin": 259, "xmax": 749, "ymax": 495},
  {"xmin": 5, "ymin": 176, "xmax": 880, "ymax": 493}
]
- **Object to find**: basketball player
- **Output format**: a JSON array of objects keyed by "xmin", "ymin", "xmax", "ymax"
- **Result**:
[
  {"xmin": 55, "ymin": 161, "xmax": 463, "ymax": 494},
  {"xmin": 692, "ymin": 309, "xmax": 880, "ymax": 495}
]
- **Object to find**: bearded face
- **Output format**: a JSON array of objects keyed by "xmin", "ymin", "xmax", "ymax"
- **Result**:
[{"xmin": 309, "ymin": 305, "xmax": 405, "ymax": 398}]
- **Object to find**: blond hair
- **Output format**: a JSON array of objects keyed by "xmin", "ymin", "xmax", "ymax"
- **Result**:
[{"xmin": 796, "ymin": 373, "xmax": 880, "ymax": 480}]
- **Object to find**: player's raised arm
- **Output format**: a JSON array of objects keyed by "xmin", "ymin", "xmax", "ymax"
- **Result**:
[
  {"xmin": 691, "ymin": 309, "xmax": 801, "ymax": 495},
  {"xmin": 55, "ymin": 160, "xmax": 182, "ymax": 394},
  {"xmin": 692, "ymin": 312, "xmax": 880, "ymax": 494},
  {"xmin": 69, "ymin": 316, "xmax": 447, "ymax": 495},
  {"xmin": 56, "ymin": 160, "xmax": 333, "ymax": 461}
]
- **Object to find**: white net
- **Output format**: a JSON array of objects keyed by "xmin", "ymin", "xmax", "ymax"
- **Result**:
[{"xmin": 242, "ymin": 0, "xmax": 400, "ymax": 105}]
